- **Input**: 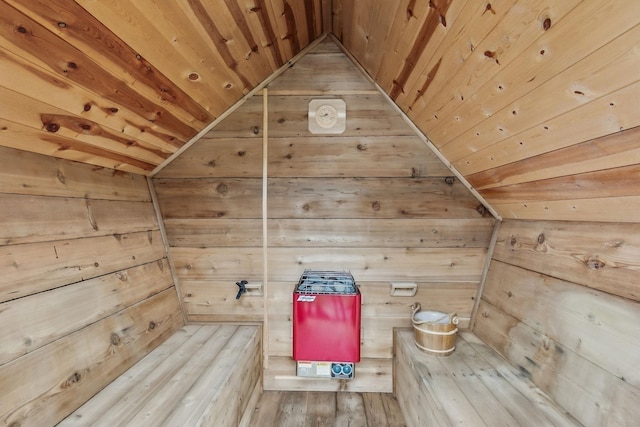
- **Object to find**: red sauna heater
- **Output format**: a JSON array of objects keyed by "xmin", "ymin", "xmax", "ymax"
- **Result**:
[{"xmin": 292, "ymin": 270, "xmax": 361, "ymax": 379}]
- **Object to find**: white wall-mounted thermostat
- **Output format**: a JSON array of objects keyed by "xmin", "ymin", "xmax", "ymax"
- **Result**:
[{"xmin": 308, "ymin": 99, "xmax": 346, "ymax": 134}]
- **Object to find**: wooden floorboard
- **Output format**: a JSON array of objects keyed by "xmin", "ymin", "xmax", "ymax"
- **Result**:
[{"xmin": 247, "ymin": 391, "xmax": 406, "ymax": 427}]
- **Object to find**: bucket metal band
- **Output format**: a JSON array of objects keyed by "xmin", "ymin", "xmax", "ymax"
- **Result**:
[
  {"xmin": 415, "ymin": 342, "xmax": 456, "ymax": 354},
  {"xmin": 415, "ymin": 327, "xmax": 458, "ymax": 336}
]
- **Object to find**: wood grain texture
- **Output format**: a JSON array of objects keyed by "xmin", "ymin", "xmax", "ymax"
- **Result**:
[
  {"xmin": 336, "ymin": 0, "xmax": 640, "ymax": 222},
  {"xmin": 493, "ymin": 220, "xmax": 640, "ymax": 301},
  {"xmin": 474, "ymin": 300, "xmax": 640, "ymax": 427},
  {"xmin": 0, "ymin": 259, "xmax": 173, "ymax": 366},
  {"xmin": 394, "ymin": 330, "xmax": 580, "ymax": 427},
  {"xmin": 475, "ymin": 219, "xmax": 640, "ymax": 426},
  {"xmin": 0, "ymin": 0, "xmax": 324, "ymax": 173},
  {"xmin": 0, "ymin": 195, "xmax": 158, "ymax": 245},
  {"xmin": 0, "ymin": 289, "xmax": 183, "ymax": 427},
  {"xmin": 155, "ymin": 37, "xmax": 493, "ymax": 393},
  {"xmin": 483, "ymin": 261, "xmax": 640, "ymax": 389},
  {"xmin": 0, "ymin": 146, "xmax": 150, "ymax": 200},
  {"xmin": 163, "ymin": 218, "xmax": 494, "ymax": 248},
  {"xmin": 0, "ymin": 148, "xmax": 183, "ymax": 424}
]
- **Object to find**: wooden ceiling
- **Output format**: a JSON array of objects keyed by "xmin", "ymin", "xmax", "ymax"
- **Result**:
[
  {"xmin": 0, "ymin": 0, "xmax": 328, "ymax": 174},
  {"xmin": 335, "ymin": 0, "xmax": 640, "ymax": 222},
  {"xmin": 2, "ymin": 0, "xmax": 640, "ymax": 222}
]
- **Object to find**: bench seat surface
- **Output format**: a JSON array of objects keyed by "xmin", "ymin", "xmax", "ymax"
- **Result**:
[
  {"xmin": 60, "ymin": 324, "xmax": 261, "ymax": 427},
  {"xmin": 395, "ymin": 330, "xmax": 582, "ymax": 427}
]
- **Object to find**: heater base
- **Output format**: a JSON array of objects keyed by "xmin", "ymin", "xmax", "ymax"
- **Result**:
[{"xmin": 296, "ymin": 361, "xmax": 354, "ymax": 379}]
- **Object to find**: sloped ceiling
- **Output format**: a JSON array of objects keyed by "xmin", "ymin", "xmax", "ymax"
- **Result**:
[
  {"xmin": 1, "ymin": 0, "xmax": 640, "ymax": 222},
  {"xmin": 0, "ymin": 0, "xmax": 328, "ymax": 174}
]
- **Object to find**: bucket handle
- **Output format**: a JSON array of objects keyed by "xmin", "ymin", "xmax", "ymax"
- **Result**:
[{"xmin": 411, "ymin": 302, "xmax": 459, "ymax": 326}]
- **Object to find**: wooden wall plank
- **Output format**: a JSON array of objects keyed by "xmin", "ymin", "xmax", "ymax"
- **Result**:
[
  {"xmin": 0, "ymin": 289, "xmax": 183, "ymax": 427},
  {"xmin": 466, "ymin": 125, "xmax": 640, "ymax": 190},
  {"xmin": 0, "ymin": 195, "xmax": 157, "ymax": 245},
  {"xmin": 481, "ymin": 164, "xmax": 640, "ymax": 203},
  {"xmin": 0, "ymin": 147, "xmax": 151, "ymax": 201},
  {"xmin": 0, "ymin": 87, "xmax": 171, "ymax": 165},
  {"xmin": 6, "ymin": 0, "xmax": 213, "ymax": 126},
  {"xmin": 0, "ymin": 55, "xmax": 180, "ymax": 153},
  {"xmin": 409, "ymin": 0, "xmax": 579, "ymax": 138},
  {"xmin": 352, "ymin": 0, "xmax": 402, "ymax": 75},
  {"xmin": 157, "ymin": 135, "xmax": 451, "ymax": 179},
  {"xmin": 172, "ymin": 247, "xmax": 486, "ymax": 283},
  {"xmin": 474, "ymin": 300, "xmax": 640, "ymax": 427},
  {"xmin": 0, "ymin": 259, "xmax": 173, "ymax": 365},
  {"xmin": 267, "ymin": 177, "xmax": 483, "ymax": 219},
  {"xmin": 474, "ymin": 219, "xmax": 640, "ymax": 425},
  {"xmin": 267, "ymin": 136, "xmax": 452, "ymax": 178},
  {"xmin": 0, "ymin": 118, "xmax": 157, "ymax": 174},
  {"xmin": 493, "ymin": 220, "xmax": 640, "ymax": 301},
  {"xmin": 156, "ymin": 177, "xmax": 483, "ymax": 219},
  {"xmin": 1, "ymin": 230, "xmax": 165, "ymax": 303},
  {"xmin": 491, "ymin": 196, "xmax": 640, "ymax": 223},
  {"xmin": 164, "ymin": 218, "xmax": 494, "ymax": 248},
  {"xmin": 455, "ymin": 79, "xmax": 640, "ymax": 178},
  {"xmin": 74, "ymin": 0, "xmax": 242, "ymax": 109},
  {"xmin": 267, "ymin": 51, "xmax": 376, "ymax": 94},
  {"xmin": 154, "ymin": 178, "xmax": 262, "ymax": 219},
  {"xmin": 181, "ymin": 280, "xmax": 264, "ymax": 322},
  {"xmin": 483, "ymin": 260, "xmax": 640, "ymax": 388},
  {"xmin": 154, "ymin": 137, "xmax": 263, "ymax": 179}
]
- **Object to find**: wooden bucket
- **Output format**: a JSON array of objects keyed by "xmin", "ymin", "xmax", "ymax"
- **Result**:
[{"xmin": 411, "ymin": 303, "xmax": 458, "ymax": 356}]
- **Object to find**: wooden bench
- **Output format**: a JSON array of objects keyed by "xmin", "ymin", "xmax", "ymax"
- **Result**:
[
  {"xmin": 394, "ymin": 329, "xmax": 581, "ymax": 426},
  {"xmin": 60, "ymin": 324, "xmax": 261, "ymax": 427}
]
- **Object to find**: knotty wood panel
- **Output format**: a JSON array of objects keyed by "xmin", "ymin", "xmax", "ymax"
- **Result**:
[
  {"xmin": 335, "ymin": 0, "xmax": 640, "ymax": 223},
  {"xmin": 0, "ymin": 148, "xmax": 183, "ymax": 423},
  {"xmin": 1, "ymin": 230, "xmax": 165, "ymax": 303},
  {"xmin": 0, "ymin": 0, "xmax": 325, "ymax": 173},
  {"xmin": 474, "ymin": 300, "xmax": 639, "ymax": 427},
  {"xmin": 164, "ymin": 218, "xmax": 493, "ymax": 248},
  {"xmin": 267, "ymin": 136, "xmax": 452, "ymax": 178},
  {"xmin": 0, "ymin": 289, "xmax": 183, "ymax": 427},
  {"xmin": 483, "ymin": 261, "xmax": 640, "ymax": 389},
  {"xmin": 0, "ymin": 260, "xmax": 173, "ymax": 365},
  {"xmin": 154, "ymin": 178, "xmax": 262, "ymax": 219},
  {"xmin": 0, "ymin": 146, "xmax": 150, "ymax": 201},
  {"xmin": 158, "ymin": 135, "xmax": 451, "ymax": 179},
  {"xmin": 267, "ymin": 47, "xmax": 377, "ymax": 95},
  {"xmin": 474, "ymin": 219, "xmax": 640, "ymax": 425},
  {"xmin": 465, "ymin": 126, "xmax": 640, "ymax": 190},
  {"xmin": 492, "ymin": 220, "xmax": 640, "ymax": 301},
  {"xmin": 267, "ymin": 177, "xmax": 483, "ymax": 219},
  {"xmin": 155, "ymin": 37, "xmax": 494, "ymax": 394},
  {"xmin": 0, "ymin": 195, "xmax": 157, "ymax": 245},
  {"xmin": 156, "ymin": 177, "xmax": 484, "ymax": 220},
  {"xmin": 172, "ymin": 247, "xmax": 485, "ymax": 283},
  {"xmin": 394, "ymin": 330, "xmax": 581, "ymax": 426}
]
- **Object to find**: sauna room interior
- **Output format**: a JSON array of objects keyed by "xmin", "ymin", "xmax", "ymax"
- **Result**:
[{"xmin": 1, "ymin": 1, "xmax": 639, "ymax": 426}]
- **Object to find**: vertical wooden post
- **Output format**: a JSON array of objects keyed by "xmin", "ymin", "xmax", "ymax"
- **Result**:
[
  {"xmin": 146, "ymin": 176, "xmax": 188, "ymax": 325},
  {"xmin": 262, "ymin": 88, "xmax": 270, "ymax": 369},
  {"xmin": 469, "ymin": 220, "xmax": 502, "ymax": 330}
]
